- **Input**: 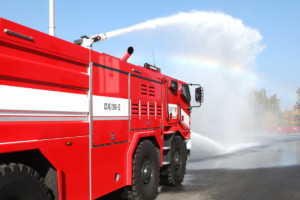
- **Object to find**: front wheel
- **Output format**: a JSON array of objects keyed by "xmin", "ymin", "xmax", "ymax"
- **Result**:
[
  {"xmin": 0, "ymin": 163, "xmax": 52, "ymax": 200},
  {"xmin": 128, "ymin": 140, "xmax": 160, "ymax": 200}
]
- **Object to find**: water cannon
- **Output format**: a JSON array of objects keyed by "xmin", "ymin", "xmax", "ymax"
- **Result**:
[{"xmin": 74, "ymin": 33, "xmax": 107, "ymax": 48}]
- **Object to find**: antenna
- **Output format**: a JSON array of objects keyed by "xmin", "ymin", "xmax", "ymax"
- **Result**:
[{"xmin": 152, "ymin": 48, "xmax": 156, "ymax": 66}]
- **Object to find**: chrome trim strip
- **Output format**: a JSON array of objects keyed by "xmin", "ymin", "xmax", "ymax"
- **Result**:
[
  {"xmin": 88, "ymin": 54, "xmax": 93, "ymax": 200},
  {"xmin": 93, "ymin": 116, "xmax": 128, "ymax": 121},
  {"xmin": 0, "ymin": 116, "xmax": 87, "ymax": 122},
  {"xmin": 128, "ymin": 74, "xmax": 131, "ymax": 140},
  {"xmin": 4, "ymin": 29, "xmax": 33, "ymax": 41},
  {"xmin": 0, "ymin": 109, "xmax": 88, "ymax": 115},
  {"xmin": 130, "ymin": 127, "xmax": 163, "ymax": 131},
  {"xmin": 162, "ymin": 82, "xmax": 164, "ymax": 128},
  {"xmin": 0, "ymin": 135, "xmax": 88, "ymax": 146},
  {"xmin": 92, "ymin": 140, "xmax": 128, "ymax": 148}
]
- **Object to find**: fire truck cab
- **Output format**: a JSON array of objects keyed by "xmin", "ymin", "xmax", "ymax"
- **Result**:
[{"xmin": 0, "ymin": 18, "xmax": 203, "ymax": 200}]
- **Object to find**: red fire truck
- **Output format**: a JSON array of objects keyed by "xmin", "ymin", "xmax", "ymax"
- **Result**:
[{"xmin": 0, "ymin": 18, "xmax": 203, "ymax": 200}]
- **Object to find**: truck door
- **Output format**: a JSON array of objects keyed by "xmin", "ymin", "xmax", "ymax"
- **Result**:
[
  {"xmin": 90, "ymin": 56, "xmax": 130, "ymax": 198},
  {"xmin": 92, "ymin": 62, "xmax": 129, "ymax": 146}
]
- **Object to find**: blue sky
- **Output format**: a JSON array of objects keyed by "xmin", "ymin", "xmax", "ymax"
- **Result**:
[{"xmin": 1, "ymin": 0, "xmax": 299, "ymax": 110}]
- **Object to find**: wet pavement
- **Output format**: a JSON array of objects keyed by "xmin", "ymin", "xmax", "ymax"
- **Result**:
[
  {"xmin": 100, "ymin": 133, "xmax": 300, "ymax": 199},
  {"xmin": 189, "ymin": 133, "xmax": 300, "ymax": 170},
  {"xmin": 157, "ymin": 133, "xmax": 300, "ymax": 200},
  {"xmin": 158, "ymin": 166, "xmax": 300, "ymax": 200}
]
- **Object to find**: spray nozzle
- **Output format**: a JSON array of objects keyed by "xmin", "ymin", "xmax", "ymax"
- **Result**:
[{"xmin": 74, "ymin": 33, "xmax": 108, "ymax": 48}]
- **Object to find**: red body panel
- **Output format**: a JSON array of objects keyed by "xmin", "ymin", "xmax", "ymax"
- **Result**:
[
  {"xmin": 0, "ymin": 121, "xmax": 88, "ymax": 143},
  {"xmin": 0, "ymin": 18, "xmax": 192, "ymax": 199},
  {"xmin": 91, "ymin": 142, "xmax": 129, "ymax": 198},
  {"xmin": 0, "ymin": 137, "xmax": 90, "ymax": 199}
]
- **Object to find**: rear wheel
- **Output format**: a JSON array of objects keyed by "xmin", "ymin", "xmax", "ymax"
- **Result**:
[
  {"xmin": 0, "ymin": 163, "xmax": 51, "ymax": 200},
  {"xmin": 160, "ymin": 135, "xmax": 187, "ymax": 185},
  {"xmin": 128, "ymin": 140, "xmax": 160, "ymax": 200}
]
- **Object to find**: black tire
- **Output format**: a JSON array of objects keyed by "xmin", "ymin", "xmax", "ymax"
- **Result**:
[
  {"xmin": 128, "ymin": 140, "xmax": 160, "ymax": 200},
  {"xmin": 160, "ymin": 135, "xmax": 187, "ymax": 185},
  {"xmin": 0, "ymin": 163, "xmax": 52, "ymax": 200}
]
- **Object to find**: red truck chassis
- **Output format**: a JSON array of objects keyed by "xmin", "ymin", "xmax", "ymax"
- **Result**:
[{"xmin": 0, "ymin": 18, "xmax": 203, "ymax": 200}]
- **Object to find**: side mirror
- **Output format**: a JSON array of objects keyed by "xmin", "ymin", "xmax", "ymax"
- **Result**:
[
  {"xmin": 187, "ymin": 83, "xmax": 204, "ymax": 110},
  {"xmin": 195, "ymin": 87, "xmax": 204, "ymax": 103}
]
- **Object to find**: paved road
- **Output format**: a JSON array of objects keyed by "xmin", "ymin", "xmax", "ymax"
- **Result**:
[
  {"xmin": 157, "ymin": 133, "xmax": 300, "ymax": 200},
  {"xmin": 100, "ymin": 133, "xmax": 300, "ymax": 199}
]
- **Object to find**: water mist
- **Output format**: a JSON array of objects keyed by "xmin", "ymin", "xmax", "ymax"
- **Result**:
[{"xmin": 100, "ymin": 11, "xmax": 265, "ymax": 161}]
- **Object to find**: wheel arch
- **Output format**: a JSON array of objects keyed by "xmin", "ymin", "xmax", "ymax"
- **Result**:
[
  {"xmin": 175, "ymin": 130, "xmax": 186, "ymax": 140},
  {"xmin": 0, "ymin": 149, "xmax": 58, "ymax": 199},
  {"xmin": 127, "ymin": 132, "xmax": 162, "ymax": 185},
  {"xmin": 0, "ymin": 149, "xmax": 53, "ymax": 176}
]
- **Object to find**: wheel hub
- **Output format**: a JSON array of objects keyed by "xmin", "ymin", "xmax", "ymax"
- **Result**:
[
  {"xmin": 174, "ymin": 151, "xmax": 181, "ymax": 170},
  {"xmin": 141, "ymin": 159, "xmax": 152, "ymax": 185}
]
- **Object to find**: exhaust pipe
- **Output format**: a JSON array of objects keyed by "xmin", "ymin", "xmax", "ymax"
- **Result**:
[{"xmin": 121, "ymin": 47, "xmax": 134, "ymax": 62}]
